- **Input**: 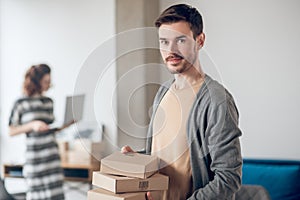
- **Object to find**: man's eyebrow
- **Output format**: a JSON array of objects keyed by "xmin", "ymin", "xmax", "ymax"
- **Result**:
[
  {"xmin": 159, "ymin": 35, "xmax": 187, "ymax": 40},
  {"xmin": 159, "ymin": 37, "xmax": 167, "ymax": 40},
  {"xmin": 176, "ymin": 35, "xmax": 187, "ymax": 39}
]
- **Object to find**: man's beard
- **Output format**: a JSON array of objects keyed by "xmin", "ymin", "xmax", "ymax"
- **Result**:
[
  {"xmin": 165, "ymin": 53, "xmax": 197, "ymax": 74},
  {"xmin": 167, "ymin": 61, "xmax": 193, "ymax": 74}
]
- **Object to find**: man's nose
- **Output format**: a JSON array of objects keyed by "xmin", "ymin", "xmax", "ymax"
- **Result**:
[{"xmin": 167, "ymin": 42, "xmax": 179, "ymax": 54}]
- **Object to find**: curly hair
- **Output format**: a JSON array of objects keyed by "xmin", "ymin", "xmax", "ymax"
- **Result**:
[
  {"xmin": 23, "ymin": 64, "xmax": 51, "ymax": 96},
  {"xmin": 155, "ymin": 4, "xmax": 203, "ymax": 39}
]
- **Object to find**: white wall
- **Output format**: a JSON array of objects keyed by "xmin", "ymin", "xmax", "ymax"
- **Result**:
[
  {"xmin": 160, "ymin": 0, "xmax": 300, "ymax": 160},
  {"xmin": 1, "ymin": 0, "xmax": 299, "ymax": 169},
  {"xmin": 0, "ymin": 0, "xmax": 116, "ymax": 165}
]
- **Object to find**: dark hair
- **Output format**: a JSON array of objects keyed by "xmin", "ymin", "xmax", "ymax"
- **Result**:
[
  {"xmin": 155, "ymin": 4, "xmax": 203, "ymax": 39},
  {"xmin": 23, "ymin": 64, "xmax": 51, "ymax": 96}
]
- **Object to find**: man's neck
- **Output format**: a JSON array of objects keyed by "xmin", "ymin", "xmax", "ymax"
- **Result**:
[{"xmin": 173, "ymin": 64, "xmax": 205, "ymax": 90}]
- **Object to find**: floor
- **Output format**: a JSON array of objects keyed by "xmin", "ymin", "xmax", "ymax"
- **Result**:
[
  {"xmin": 5, "ymin": 178, "xmax": 90, "ymax": 200},
  {"xmin": 64, "ymin": 181, "xmax": 91, "ymax": 200}
]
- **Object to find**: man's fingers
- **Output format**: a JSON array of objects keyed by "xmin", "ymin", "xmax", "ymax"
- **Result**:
[
  {"xmin": 121, "ymin": 146, "xmax": 128, "ymax": 153},
  {"xmin": 121, "ymin": 145, "xmax": 134, "ymax": 153},
  {"xmin": 146, "ymin": 192, "xmax": 153, "ymax": 200}
]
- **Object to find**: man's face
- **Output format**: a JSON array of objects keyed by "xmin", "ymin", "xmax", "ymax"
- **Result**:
[{"xmin": 158, "ymin": 21, "xmax": 202, "ymax": 74}]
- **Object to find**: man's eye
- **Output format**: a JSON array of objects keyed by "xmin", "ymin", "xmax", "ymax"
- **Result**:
[
  {"xmin": 177, "ymin": 39, "xmax": 186, "ymax": 44},
  {"xmin": 160, "ymin": 40, "xmax": 169, "ymax": 45}
]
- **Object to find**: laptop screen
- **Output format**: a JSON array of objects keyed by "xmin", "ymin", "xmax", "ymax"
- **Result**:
[{"xmin": 64, "ymin": 94, "xmax": 85, "ymax": 124}]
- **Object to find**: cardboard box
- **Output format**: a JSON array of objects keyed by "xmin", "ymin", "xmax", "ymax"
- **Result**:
[
  {"xmin": 90, "ymin": 142, "xmax": 103, "ymax": 164},
  {"xmin": 100, "ymin": 152, "xmax": 158, "ymax": 179},
  {"xmin": 66, "ymin": 139, "xmax": 103, "ymax": 164},
  {"xmin": 67, "ymin": 151, "xmax": 91, "ymax": 164},
  {"xmin": 92, "ymin": 172, "xmax": 169, "ymax": 193},
  {"xmin": 57, "ymin": 140, "xmax": 69, "ymax": 162},
  {"xmin": 87, "ymin": 188, "xmax": 146, "ymax": 200},
  {"xmin": 73, "ymin": 139, "xmax": 91, "ymax": 152},
  {"xmin": 57, "ymin": 140, "xmax": 69, "ymax": 152}
]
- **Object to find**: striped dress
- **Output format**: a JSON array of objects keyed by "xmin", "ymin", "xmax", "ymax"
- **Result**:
[{"xmin": 9, "ymin": 96, "xmax": 65, "ymax": 200}]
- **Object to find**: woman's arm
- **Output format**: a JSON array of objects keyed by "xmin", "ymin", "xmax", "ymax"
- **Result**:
[{"xmin": 9, "ymin": 120, "xmax": 49, "ymax": 136}]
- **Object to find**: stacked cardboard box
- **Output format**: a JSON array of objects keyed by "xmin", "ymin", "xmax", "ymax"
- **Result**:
[{"xmin": 87, "ymin": 152, "xmax": 169, "ymax": 200}]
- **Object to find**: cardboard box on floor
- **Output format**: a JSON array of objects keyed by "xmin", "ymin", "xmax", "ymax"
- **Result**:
[
  {"xmin": 100, "ymin": 152, "xmax": 158, "ymax": 179},
  {"xmin": 92, "ymin": 172, "xmax": 169, "ymax": 193},
  {"xmin": 87, "ymin": 188, "xmax": 146, "ymax": 200}
]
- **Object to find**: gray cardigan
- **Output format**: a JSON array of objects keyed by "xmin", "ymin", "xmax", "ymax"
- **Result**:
[{"xmin": 146, "ymin": 75, "xmax": 242, "ymax": 199}]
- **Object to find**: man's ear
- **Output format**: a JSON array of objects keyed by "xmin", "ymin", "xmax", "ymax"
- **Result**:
[{"xmin": 196, "ymin": 33, "xmax": 205, "ymax": 49}]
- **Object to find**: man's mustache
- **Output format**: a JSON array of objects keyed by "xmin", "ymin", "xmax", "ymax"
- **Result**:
[{"xmin": 165, "ymin": 53, "xmax": 184, "ymax": 62}]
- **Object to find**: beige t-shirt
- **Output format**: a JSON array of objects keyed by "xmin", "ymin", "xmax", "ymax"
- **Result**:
[{"xmin": 151, "ymin": 81, "xmax": 203, "ymax": 200}]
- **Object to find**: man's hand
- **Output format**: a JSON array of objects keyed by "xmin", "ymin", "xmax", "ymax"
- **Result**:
[
  {"xmin": 121, "ymin": 145, "xmax": 135, "ymax": 153},
  {"xmin": 146, "ymin": 192, "xmax": 154, "ymax": 200},
  {"xmin": 121, "ymin": 146, "xmax": 155, "ymax": 200}
]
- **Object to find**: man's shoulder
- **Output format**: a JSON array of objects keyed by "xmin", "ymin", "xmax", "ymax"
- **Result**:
[
  {"xmin": 155, "ymin": 79, "xmax": 173, "ymax": 96},
  {"xmin": 201, "ymin": 75, "xmax": 234, "ymax": 106}
]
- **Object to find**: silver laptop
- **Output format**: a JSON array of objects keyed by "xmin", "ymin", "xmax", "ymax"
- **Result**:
[{"xmin": 50, "ymin": 94, "xmax": 85, "ymax": 132}]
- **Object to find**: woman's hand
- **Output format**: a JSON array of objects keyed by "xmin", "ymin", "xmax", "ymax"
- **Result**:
[
  {"xmin": 30, "ymin": 120, "xmax": 49, "ymax": 132},
  {"xmin": 9, "ymin": 120, "xmax": 50, "ymax": 136}
]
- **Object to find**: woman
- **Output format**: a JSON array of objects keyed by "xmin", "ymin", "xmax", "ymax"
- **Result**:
[{"xmin": 8, "ymin": 64, "xmax": 64, "ymax": 200}]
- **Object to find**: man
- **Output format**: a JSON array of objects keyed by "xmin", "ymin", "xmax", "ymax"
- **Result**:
[{"xmin": 122, "ymin": 4, "xmax": 242, "ymax": 200}]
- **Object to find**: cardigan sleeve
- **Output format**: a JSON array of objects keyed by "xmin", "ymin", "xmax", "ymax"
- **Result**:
[{"xmin": 188, "ymin": 97, "xmax": 242, "ymax": 200}]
